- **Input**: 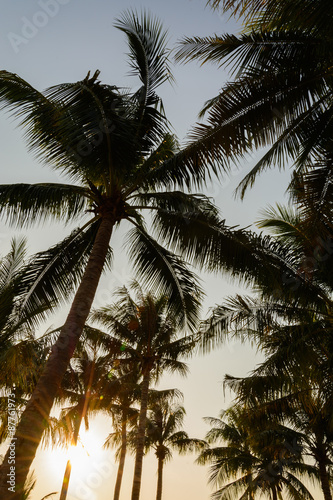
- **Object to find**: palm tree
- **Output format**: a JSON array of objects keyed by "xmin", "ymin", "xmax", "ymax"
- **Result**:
[
  {"xmin": 0, "ymin": 10, "xmax": 234, "ymax": 495},
  {"xmin": 104, "ymin": 385, "xmax": 182, "ymax": 500},
  {"xmin": 90, "ymin": 284, "xmax": 197, "ymax": 500},
  {"xmin": 38, "ymin": 323, "xmax": 134, "ymax": 500},
  {"xmin": 54, "ymin": 328, "xmax": 117, "ymax": 500},
  {"xmin": 145, "ymin": 395, "xmax": 206, "ymax": 500},
  {"xmin": 175, "ymin": 0, "xmax": 333, "ymax": 197},
  {"xmin": 222, "ymin": 312, "xmax": 333, "ymax": 500},
  {"xmin": 198, "ymin": 195, "xmax": 333, "ymax": 498},
  {"xmin": 197, "ymin": 407, "xmax": 317, "ymax": 500}
]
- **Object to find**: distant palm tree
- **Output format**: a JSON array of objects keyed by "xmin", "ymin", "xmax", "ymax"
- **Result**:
[
  {"xmin": 198, "ymin": 407, "xmax": 316, "ymax": 500},
  {"xmin": 223, "ymin": 318, "xmax": 333, "ymax": 500},
  {"xmin": 145, "ymin": 396, "xmax": 206, "ymax": 500},
  {"xmin": 56, "ymin": 332, "xmax": 114, "ymax": 500},
  {"xmin": 90, "ymin": 284, "xmax": 197, "ymax": 500}
]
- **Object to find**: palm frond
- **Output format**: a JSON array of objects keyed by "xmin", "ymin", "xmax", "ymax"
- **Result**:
[
  {"xmin": 0, "ymin": 183, "xmax": 89, "ymax": 227},
  {"xmin": 16, "ymin": 219, "xmax": 112, "ymax": 326},
  {"xmin": 125, "ymin": 226, "xmax": 202, "ymax": 332},
  {"xmin": 115, "ymin": 10, "xmax": 173, "ymax": 100}
]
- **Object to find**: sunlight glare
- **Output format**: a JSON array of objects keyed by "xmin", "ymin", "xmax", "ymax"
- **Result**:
[{"xmin": 47, "ymin": 425, "xmax": 108, "ymax": 482}]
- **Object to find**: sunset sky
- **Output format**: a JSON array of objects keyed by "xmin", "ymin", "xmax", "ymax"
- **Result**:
[{"xmin": 0, "ymin": 1, "xmax": 296, "ymax": 499}]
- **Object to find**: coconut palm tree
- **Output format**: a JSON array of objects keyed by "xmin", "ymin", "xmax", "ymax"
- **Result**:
[
  {"xmin": 175, "ymin": 0, "xmax": 333, "ymax": 197},
  {"xmin": 0, "ymin": 10, "xmax": 235, "ymax": 495},
  {"xmin": 197, "ymin": 406, "xmax": 317, "ymax": 500},
  {"xmin": 54, "ymin": 328, "xmax": 118, "ymax": 500},
  {"xmin": 231, "ymin": 377, "xmax": 333, "ymax": 499},
  {"xmin": 145, "ymin": 396, "xmax": 206, "ymax": 500},
  {"xmin": 90, "ymin": 284, "xmax": 198, "ymax": 500},
  {"xmin": 198, "ymin": 194, "xmax": 333, "ymax": 498},
  {"xmin": 221, "ymin": 309, "xmax": 333, "ymax": 500},
  {"xmin": 104, "ymin": 384, "xmax": 183, "ymax": 500}
]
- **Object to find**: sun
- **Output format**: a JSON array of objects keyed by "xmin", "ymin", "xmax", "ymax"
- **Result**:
[
  {"xmin": 45, "ymin": 424, "xmax": 115, "ymax": 493},
  {"xmin": 70, "ymin": 427, "xmax": 104, "ymax": 470},
  {"xmin": 67, "ymin": 440, "xmax": 90, "ymax": 474}
]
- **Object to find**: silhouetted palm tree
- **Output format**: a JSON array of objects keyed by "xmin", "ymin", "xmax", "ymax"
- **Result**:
[
  {"xmin": 102, "ymin": 366, "xmax": 141, "ymax": 500},
  {"xmin": 198, "ymin": 407, "xmax": 316, "ymax": 500},
  {"xmin": 90, "ymin": 284, "xmax": 197, "ymax": 500},
  {"xmin": 0, "ymin": 10, "xmax": 229, "ymax": 495},
  {"xmin": 145, "ymin": 395, "xmax": 206, "ymax": 500},
  {"xmin": 176, "ymin": 0, "xmax": 333, "ymax": 197}
]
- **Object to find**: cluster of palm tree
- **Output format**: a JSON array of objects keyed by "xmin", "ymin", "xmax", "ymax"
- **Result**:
[
  {"xmin": 0, "ymin": 0, "xmax": 333, "ymax": 498},
  {"xmin": 0, "ymin": 10, "xmax": 223, "ymax": 497},
  {"xmin": 39, "ymin": 284, "xmax": 205, "ymax": 500},
  {"xmin": 196, "ymin": 196, "xmax": 333, "ymax": 497},
  {"xmin": 0, "ymin": 7, "xmax": 268, "ymax": 498}
]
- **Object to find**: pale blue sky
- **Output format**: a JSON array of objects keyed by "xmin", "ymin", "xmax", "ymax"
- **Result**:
[{"xmin": 0, "ymin": 1, "xmax": 304, "ymax": 500}]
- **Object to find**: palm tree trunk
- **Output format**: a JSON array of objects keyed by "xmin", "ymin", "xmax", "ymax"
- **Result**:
[
  {"xmin": 131, "ymin": 369, "xmax": 151, "ymax": 500},
  {"xmin": 60, "ymin": 360, "xmax": 96, "ymax": 500},
  {"xmin": 271, "ymin": 486, "xmax": 277, "ymax": 500},
  {"xmin": 60, "ymin": 460, "xmax": 72, "ymax": 500},
  {"xmin": 318, "ymin": 459, "xmax": 333, "ymax": 500},
  {"xmin": 0, "ymin": 215, "xmax": 114, "ymax": 499},
  {"xmin": 59, "ymin": 421, "xmax": 80, "ymax": 500},
  {"xmin": 156, "ymin": 456, "xmax": 164, "ymax": 500},
  {"xmin": 113, "ymin": 416, "xmax": 127, "ymax": 500}
]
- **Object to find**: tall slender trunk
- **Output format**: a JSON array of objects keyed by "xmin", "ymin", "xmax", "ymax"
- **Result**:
[
  {"xmin": 113, "ymin": 414, "xmax": 127, "ymax": 500},
  {"xmin": 59, "ymin": 460, "xmax": 72, "ymax": 500},
  {"xmin": 59, "ymin": 421, "xmax": 79, "ymax": 500},
  {"xmin": 0, "ymin": 216, "xmax": 114, "ymax": 499},
  {"xmin": 131, "ymin": 369, "xmax": 151, "ymax": 500},
  {"xmin": 60, "ymin": 359, "xmax": 96, "ymax": 500},
  {"xmin": 271, "ymin": 485, "xmax": 278, "ymax": 500},
  {"xmin": 156, "ymin": 456, "xmax": 164, "ymax": 500},
  {"xmin": 318, "ymin": 458, "xmax": 333, "ymax": 500}
]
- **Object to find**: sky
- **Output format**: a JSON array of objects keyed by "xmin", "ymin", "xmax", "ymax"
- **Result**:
[{"xmin": 0, "ymin": 1, "xmax": 310, "ymax": 499}]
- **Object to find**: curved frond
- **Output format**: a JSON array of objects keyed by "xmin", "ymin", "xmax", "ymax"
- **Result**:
[
  {"xmin": 115, "ymin": 10, "xmax": 173, "ymax": 101},
  {"xmin": 16, "ymin": 219, "xmax": 112, "ymax": 326},
  {"xmin": 0, "ymin": 183, "xmax": 89, "ymax": 227},
  {"xmin": 125, "ymin": 226, "xmax": 202, "ymax": 332}
]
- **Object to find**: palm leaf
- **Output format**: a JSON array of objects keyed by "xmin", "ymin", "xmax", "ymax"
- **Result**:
[
  {"xmin": 16, "ymin": 219, "xmax": 112, "ymax": 326},
  {"xmin": 0, "ymin": 183, "xmax": 89, "ymax": 227},
  {"xmin": 125, "ymin": 226, "xmax": 202, "ymax": 332},
  {"xmin": 115, "ymin": 10, "xmax": 173, "ymax": 100}
]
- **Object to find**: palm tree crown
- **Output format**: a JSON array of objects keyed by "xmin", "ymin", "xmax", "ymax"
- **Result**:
[
  {"xmin": 90, "ymin": 284, "xmax": 198, "ymax": 500},
  {"xmin": 175, "ymin": 0, "xmax": 333, "ymax": 197},
  {"xmin": 198, "ymin": 407, "xmax": 316, "ymax": 500}
]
